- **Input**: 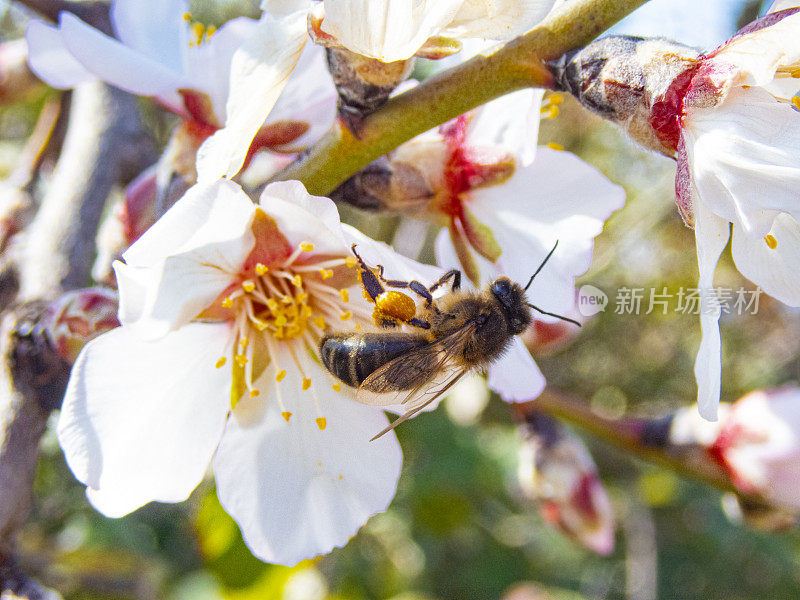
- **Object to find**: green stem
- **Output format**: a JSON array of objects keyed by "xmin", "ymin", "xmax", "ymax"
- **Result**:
[
  {"xmin": 271, "ymin": 0, "xmax": 651, "ymax": 196},
  {"xmin": 517, "ymin": 392, "xmax": 770, "ymax": 503}
]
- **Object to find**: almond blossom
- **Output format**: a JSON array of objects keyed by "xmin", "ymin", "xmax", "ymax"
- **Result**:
[
  {"xmin": 58, "ymin": 178, "xmax": 440, "ymax": 565},
  {"xmin": 26, "ymin": 0, "xmax": 336, "ymax": 157},
  {"xmin": 648, "ymin": 4, "xmax": 800, "ymax": 419}
]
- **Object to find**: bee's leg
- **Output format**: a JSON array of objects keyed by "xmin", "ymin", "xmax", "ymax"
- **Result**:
[
  {"xmin": 428, "ymin": 269, "xmax": 461, "ymax": 293},
  {"xmin": 351, "ymin": 244, "xmax": 386, "ymax": 302},
  {"xmin": 407, "ymin": 317, "xmax": 431, "ymax": 330}
]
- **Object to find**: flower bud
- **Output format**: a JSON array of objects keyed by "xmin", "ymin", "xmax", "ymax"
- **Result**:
[
  {"xmin": 44, "ymin": 288, "xmax": 119, "ymax": 364},
  {"xmin": 518, "ymin": 414, "xmax": 615, "ymax": 554}
]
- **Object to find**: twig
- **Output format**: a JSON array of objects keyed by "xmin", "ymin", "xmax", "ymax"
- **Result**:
[{"xmin": 270, "ymin": 0, "xmax": 651, "ymax": 195}]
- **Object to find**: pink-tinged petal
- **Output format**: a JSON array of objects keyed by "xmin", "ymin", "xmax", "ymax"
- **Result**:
[
  {"xmin": 110, "ymin": 0, "xmax": 186, "ymax": 72},
  {"xmin": 59, "ymin": 13, "xmax": 186, "ymax": 107},
  {"xmin": 731, "ymin": 214, "xmax": 800, "ymax": 306},
  {"xmin": 213, "ymin": 359, "xmax": 402, "ymax": 566},
  {"xmin": 195, "ymin": 10, "xmax": 307, "ymax": 182},
  {"xmin": 184, "ymin": 16, "xmax": 259, "ymax": 121},
  {"xmin": 117, "ymin": 179, "xmax": 256, "ymax": 339},
  {"xmin": 258, "ymin": 181, "xmax": 348, "ymax": 256},
  {"xmin": 684, "ymin": 86, "xmax": 800, "ymax": 236},
  {"xmin": 674, "ymin": 135, "xmax": 694, "ymax": 225},
  {"xmin": 442, "ymin": 0, "xmax": 556, "ymax": 39},
  {"xmin": 25, "ymin": 20, "xmax": 96, "ymax": 89},
  {"xmin": 468, "ymin": 89, "xmax": 545, "ymax": 166},
  {"xmin": 692, "ymin": 201, "xmax": 731, "ymax": 421},
  {"xmin": 321, "ymin": 0, "xmax": 463, "ymax": 62},
  {"xmin": 488, "ymin": 337, "xmax": 545, "ymax": 402},
  {"xmin": 58, "ymin": 323, "xmax": 232, "ymax": 517}
]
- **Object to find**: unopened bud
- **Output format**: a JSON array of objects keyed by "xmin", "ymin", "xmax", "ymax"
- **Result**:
[
  {"xmin": 552, "ymin": 36, "xmax": 700, "ymax": 157},
  {"xmin": 44, "ymin": 288, "xmax": 119, "ymax": 363}
]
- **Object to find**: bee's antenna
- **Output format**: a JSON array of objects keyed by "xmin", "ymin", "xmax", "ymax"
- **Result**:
[
  {"xmin": 524, "ymin": 241, "xmax": 559, "ymax": 291},
  {"xmin": 526, "ymin": 303, "xmax": 581, "ymax": 327}
]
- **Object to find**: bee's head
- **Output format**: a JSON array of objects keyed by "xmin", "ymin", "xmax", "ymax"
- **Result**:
[{"xmin": 490, "ymin": 277, "xmax": 532, "ymax": 335}]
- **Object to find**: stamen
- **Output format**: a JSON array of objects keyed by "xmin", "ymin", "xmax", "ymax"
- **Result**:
[
  {"xmin": 546, "ymin": 93, "xmax": 564, "ymax": 105},
  {"xmin": 249, "ymin": 389, "xmax": 260, "ymax": 398},
  {"xmin": 221, "ymin": 297, "xmax": 233, "ymax": 308},
  {"xmin": 239, "ymin": 337, "xmax": 249, "ymax": 349},
  {"xmin": 314, "ymin": 316, "xmax": 326, "ymax": 329},
  {"xmin": 547, "ymin": 142, "xmax": 564, "ymax": 151},
  {"xmin": 340, "ymin": 311, "xmax": 353, "ymax": 321},
  {"xmin": 292, "ymin": 274, "xmax": 303, "ymax": 288},
  {"xmin": 339, "ymin": 289, "xmax": 350, "ymax": 303},
  {"xmin": 215, "ymin": 357, "xmax": 227, "ymax": 368},
  {"xmin": 276, "ymin": 369, "xmax": 287, "ymax": 382},
  {"xmin": 300, "ymin": 241, "xmax": 314, "ymax": 252},
  {"xmin": 332, "ymin": 382, "xmax": 341, "ymax": 392},
  {"xmin": 242, "ymin": 280, "xmax": 256, "ymax": 293},
  {"xmin": 282, "ymin": 411, "xmax": 293, "ymax": 422},
  {"xmin": 302, "ymin": 377, "xmax": 312, "ymax": 390},
  {"xmin": 540, "ymin": 104, "xmax": 560, "ymax": 119},
  {"xmin": 235, "ymin": 354, "xmax": 248, "ymax": 367},
  {"xmin": 206, "ymin": 25, "xmax": 216, "ymax": 38},
  {"xmin": 319, "ymin": 268, "xmax": 334, "ymax": 279},
  {"xmin": 295, "ymin": 291, "xmax": 308, "ymax": 303},
  {"xmin": 256, "ymin": 263, "xmax": 269, "ymax": 276},
  {"xmin": 183, "ymin": 12, "xmax": 192, "ymax": 21},
  {"xmin": 316, "ymin": 417, "xmax": 327, "ymax": 430},
  {"xmin": 792, "ymin": 96, "xmax": 800, "ymax": 110},
  {"xmin": 345, "ymin": 257, "xmax": 358, "ymax": 268},
  {"xmin": 765, "ymin": 234, "xmax": 778, "ymax": 249}
]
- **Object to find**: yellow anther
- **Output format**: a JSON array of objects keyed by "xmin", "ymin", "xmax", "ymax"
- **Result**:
[
  {"xmin": 274, "ymin": 327, "xmax": 284, "ymax": 339},
  {"xmin": 221, "ymin": 297, "xmax": 233, "ymax": 308},
  {"xmin": 295, "ymin": 291, "xmax": 308, "ymax": 303},
  {"xmin": 215, "ymin": 356, "xmax": 227, "ymax": 369},
  {"xmin": 275, "ymin": 314, "xmax": 288, "ymax": 327},
  {"xmin": 792, "ymin": 96, "xmax": 800, "ymax": 110},
  {"xmin": 340, "ymin": 311, "xmax": 353, "ymax": 321},
  {"xmin": 547, "ymin": 93, "xmax": 564, "ymax": 105},
  {"xmin": 206, "ymin": 25, "xmax": 216, "ymax": 38},
  {"xmin": 338, "ymin": 474, "xmax": 343, "ymax": 480},
  {"xmin": 235, "ymin": 354, "xmax": 248, "ymax": 367},
  {"xmin": 541, "ymin": 105, "xmax": 560, "ymax": 119},
  {"xmin": 267, "ymin": 298, "xmax": 279, "ymax": 312},
  {"xmin": 183, "ymin": 12, "xmax": 192, "ymax": 21},
  {"xmin": 332, "ymin": 382, "xmax": 341, "ymax": 392},
  {"xmin": 314, "ymin": 316, "xmax": 326, "ymax": 329},
  {"xmin": 286, "ymin": 325, "xmax": 301, "ymax": 338},
  {"xmin": 256, "ymin": 263, "xmax": 269, "ymax": 275},
  {"xmin": 316, "ymin": 417, "xmax": 327, "ymax": 431},
  {"xmin": 252, "ymin": 318, "xmax": 268, "ymax": 331},
  {"xmin": 285, "ymin": 305, "xmax": 298, "ymax": 319},
  {"xmin": 281, "ymin": 411, "xmax": 292, "ymax": 422},
  {"xmin": 547, "ymin": 142, "xmax": 565, "ymax": 151},
  {"xmin": 319, "ymin": 268, "xmax": 334, "ymax": 279},
  {"xmin": 192, "ymin": 22, "xmax": 204, "ymax": 44},
  {"xmin": 276, "ymin": 369, "xmax": 287, "ymax": 382},
  {"xmin": 345, "ymin": 256, "xmax": 358, "ymax": 268},
  {"xmin": 765, "ymin": 234, "xmax": 778, "ymax": 249},
  {"xmin": 242, "ymin": 280, "xmax": 256, "ymax": 293},
  {"xmin": 339, "ymin": 288, "xmax": 350, "ymax": 303},
  {"xmin": 301, "ymin": 305, "xmax": 313, "ymax": 318},
  {"xmin": 355, "ymin": 322, "xmax": 363, "ymax": 330},
  {"xmin": 239, "ymin": 337, "xmax": 249, "ymax": 349},
  {"xmin": 292, "ymin": 274, "xmax": 303, "ymax": 288},
  {"xmin": 249, "ymin": 389, "xmax": 260, "ymax": 398},
  {"xmin": 302, "ymin": 377, "xmax": 312, "ymax": 391},
  {"xmin": 362, "ymin": 290, "xmax": 370, "ymax": 299},
  {"xmin": 300, "ymin": 241, "xmax": 314, "ymax": 252}
]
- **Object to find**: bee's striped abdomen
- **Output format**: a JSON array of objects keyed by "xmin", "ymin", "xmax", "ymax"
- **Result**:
[{"xmin": 319, "ymin": 333, "xmax": 428, "ymax": 388}]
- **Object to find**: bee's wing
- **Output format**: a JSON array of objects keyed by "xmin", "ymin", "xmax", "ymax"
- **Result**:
[{"xmin": 355, "ymin": 320, "xmax": 477, "ymax": 407}]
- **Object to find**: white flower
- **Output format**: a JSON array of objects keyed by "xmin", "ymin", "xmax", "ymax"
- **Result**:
[
  {"xmin": 27, "ymin": 0, "xmax": 335, "ymax": 152},
  {"xmin": 651, "ymin": 5, "xmax": 800, "ymax": 419},
  {"xmin": 59, "ymin": 178, "xmax": 436, "ymax": 565},
  {"xmin": 407, "ymin": 98, "xmax": 625, "ymax": 402}
]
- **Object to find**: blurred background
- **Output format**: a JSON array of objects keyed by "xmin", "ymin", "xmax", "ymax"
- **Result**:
[{"xmin": 3, "ymin": 0, "xmax": 800, "ymax": 598}]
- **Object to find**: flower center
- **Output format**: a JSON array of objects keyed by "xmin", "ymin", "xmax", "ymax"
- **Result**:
[
  {"xmin": 214, "ymin": 243, "xmax": 369, "ymax": 429},
  {"xmin": 183, "ymin": 12, "xmax": 216, "ymax": 47}
]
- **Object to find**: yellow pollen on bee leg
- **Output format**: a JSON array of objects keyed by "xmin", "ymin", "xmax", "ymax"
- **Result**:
[
  {"xmin": 300, "ymin": 241, "xmax": 314, "ymax": 252},
  {"xmin": 215, "ymin": 356, "xmax": 227, "ymax": 368},
  {"xmin": 339, "ymin": 289, "xmax": 349, "ymax": 303},
  {"xmin": 340, "ymin": 311, "xmax": 353, "ymax": 321},
  {"xmin": 362, "ymin": 290, "xmax": 370, "ymax": 299},
  {"xmin": 316, "ymin": 417, "xmax": 327, "ymax": 431},
  {"xmin": 256, "ymin": 263, "xmax": 269, "ymax": 276},
  {"xmin": 547, "ymin": 142, "xmax": 565, "ymax": 151},
  {"xmin": 765, "ymin": 234, "xmax": 778, "ymax": 249},
  {"xmin": 282, "ymin": 411, "xmax": 293, "ymax": 422},
  {"xmin": 302, "ymin": 378, "xmax": 312, "ymax": 391},
  {"xmin": 276, "ymin": 369, "xmax": 287, "ymax": 382},
  {"xmin": 242, "ymin": 280, "xmax": 255, "ymax": 293}
]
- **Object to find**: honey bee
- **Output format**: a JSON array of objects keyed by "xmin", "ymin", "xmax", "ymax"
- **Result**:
[{"xmin": 319, "ymin": 243, "xmax": 579, "ymax": 439}]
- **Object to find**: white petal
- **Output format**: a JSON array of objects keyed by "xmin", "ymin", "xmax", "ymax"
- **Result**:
[
  {"xmin": 262, "ymin": 0, "xmax": 313, "ymax": 15},
  {"xmin": 683, "ymin": 86, "xmax": 800, "ymax": 236},
  {"xmin": 195, "ymin": 10, "xmax": 307, "ymax": 182},
  {"xmin": 468, "ymin": 88, "xmax": 545, "ymax": 166},
  {"xmin": 692, "ymin": 202, "xmax": 731, "ymax": 421},
  {"xmin": 768, "ymin": 1, "xmax": 800, "ymax": 12},
  {"xmin": 59, "ymin": 13, "xmax": 186, "ymax": 107},
  {"xmin": 321, "ymin": 0, "xmax": 463, "ymax": 62},
  {"xmin": 731, "ymin": 214, "xmax": 800, "ymax": 306},
  {"xmin": 58, "ymin": 323, "xmax": 232, "ymax": 517},
  {"xmin": 25, "ymin": 20, "xmax": 96, "ymax": 89},
  {"xmin": 110, "ymin": 0, "xmax": 186, "ymax": 73},
  {"xmin": 259, "ymin": 181, "xmax": 349, "ymax": 256},
  {"xmin": 487, "ymin": 337, "xmax": 545, "ymax": 402},
  {"xmin": 442, "ymin": 0, "xmax": 556, "ymax": 39},
  {"xmin": 183, "ymin": 17, "xmax": 259, "ymax": 121},
  {"xmin": 213, "ymin": 360, "xmax": 402, "ymax": 566},
  {"xmin": 117, "ymin": 179, "xmax": 256, "ymax": 339}
]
